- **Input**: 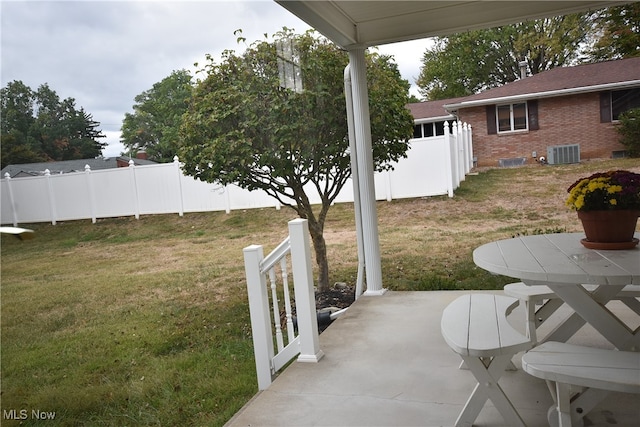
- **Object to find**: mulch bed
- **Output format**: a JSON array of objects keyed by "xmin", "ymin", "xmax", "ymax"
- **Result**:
[
  {"xmin": 282, "ymin": 283, "xmax": 356, "ymax": 334},
  {"xmin": 315, "ymin": 283, "xmax": 356, "ymax": 311}
]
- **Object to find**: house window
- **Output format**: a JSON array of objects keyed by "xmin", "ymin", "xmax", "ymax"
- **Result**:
[
  {"xmin": 412, "ymin": 121, "xmax": 452, "ymax": 139},
  {"xmin": 497, "ymin": 103, "xmax": 527, "ymax": 132},
  {"xmin": 413, "ymin": 125, "xmax": 422, "ymax": 138},
  {"xmin": 612, "ymin": 88, "xmax": 640, "ymax": 120}
]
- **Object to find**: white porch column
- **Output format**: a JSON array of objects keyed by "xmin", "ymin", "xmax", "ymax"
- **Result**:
[
  {"xmin": 343, "ymin": 65, "xmax": 365, "ymax": 299},
  {"xmin": 348, "ymin": 48, "xmax": 385, "ymax": 295}
]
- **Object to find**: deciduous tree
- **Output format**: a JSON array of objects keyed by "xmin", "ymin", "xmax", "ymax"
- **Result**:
[
  {"xmin": 121, "ymin": 70, "xmax": 193, "ymax": 162},
  {"xmin": 417, "ymin": 13, "xmax": 591, "ymax": 100},
  {"xmin": 587, "ymin": 4, "xmax": 640, "ymax": 61},
  {"xmin": 178, "ymin": 30, "xmax": 414, "ymax": 292}
]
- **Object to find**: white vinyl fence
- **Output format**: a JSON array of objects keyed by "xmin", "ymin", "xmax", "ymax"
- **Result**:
[{"xmin": 1, "ymin": 121, "xmax": 472, "ymax": 226}]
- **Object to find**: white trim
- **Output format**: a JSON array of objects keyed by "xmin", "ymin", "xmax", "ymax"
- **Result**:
[
  {"xmin": 413, "ymin": 115, "xmax": 456, "ymax": 124},
  {"xmin": 444, "ymin": 80, "xmax": 640, "ymax": 111}
]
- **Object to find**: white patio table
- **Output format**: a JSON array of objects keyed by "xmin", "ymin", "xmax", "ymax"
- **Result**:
[{"xmin": 473, "ymin": 233, "xmax": 640, "ymax": 351}]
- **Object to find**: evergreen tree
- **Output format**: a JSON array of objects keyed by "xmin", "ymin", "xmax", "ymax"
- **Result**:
[{"xmin": 1, "ymin": 81, "xmax": 106, "ymax": 168}]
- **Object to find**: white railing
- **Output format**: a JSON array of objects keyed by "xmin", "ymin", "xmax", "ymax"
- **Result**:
[
  {"xmin": 243, "ymin": 219, "xmax": 324, "ymax": 390},
  {"xmin": 1, "ymin": 122, "xmax": 472, "ymax": 225}
]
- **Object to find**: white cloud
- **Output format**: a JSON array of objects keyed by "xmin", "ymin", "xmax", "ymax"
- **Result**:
[{"xmin": 2, "ymin": 1, "xmax": 432, "ymax": 159}]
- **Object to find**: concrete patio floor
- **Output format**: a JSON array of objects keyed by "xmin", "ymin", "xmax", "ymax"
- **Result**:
[{"xmin": 226, "ymin": 290, "xmax": 640, "ymax": 427}]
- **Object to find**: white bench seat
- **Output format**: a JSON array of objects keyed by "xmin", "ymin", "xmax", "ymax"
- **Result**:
[
  {"xmin": 504, "ymin": 282, "xmax": 640, "ymax": 343},
  {"xmin": 522, "ymin": 341, "xmax": 640, "ymax": 427},
  {"xmin": 441, "ymin": 294, "xmax": 532, "ymax": 426}
]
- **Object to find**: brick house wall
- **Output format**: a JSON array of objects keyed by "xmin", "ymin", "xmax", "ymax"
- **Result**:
[{"xmin": 457, "ymin": 92, "xmax": 625, "ymax": 167}]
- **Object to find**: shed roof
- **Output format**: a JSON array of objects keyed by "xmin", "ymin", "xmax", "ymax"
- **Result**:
[
  {"xmin": 407, "ymin": 97, "xmax": 466, "ymax": 121},
  {"xmin": 1, "ymin": 157, "xmax": 156, "ymax": 178}
]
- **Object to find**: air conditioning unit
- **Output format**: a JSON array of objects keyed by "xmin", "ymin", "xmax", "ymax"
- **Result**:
[{"xmin": 546, "ymin": 144, "xmax": 580, "ymax": 165}]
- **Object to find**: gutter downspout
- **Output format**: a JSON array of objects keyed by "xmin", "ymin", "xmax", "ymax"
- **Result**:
[{"xmin": 347, "ymin": 48, "xmax": 385, "ymax": 295}]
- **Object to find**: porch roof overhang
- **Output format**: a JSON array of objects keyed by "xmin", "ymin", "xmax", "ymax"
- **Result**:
[{"xmin": 275, "ymin": 1, "xmax": 628, "ymax": 49}]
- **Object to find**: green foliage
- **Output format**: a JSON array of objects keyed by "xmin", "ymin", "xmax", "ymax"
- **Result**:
[
  {"xmin": 178, "ymin": 29, "xmax": 414, "ymax": 291},
  {"xmin": 417, "ymin": 13, "xmax": 591, "ymax": 100},
  {"xmin": 617, "ymin": 107, "xmax": 640, "ymax": 157},
  {"xmin": 587, "ymin": 4, "xmax": 640, "ymax": 61},
  {"xmin": 120, "ymin": 70, "xmax": 194, "ymax": 162},
  {"xmin": 180, "ymin": 30, "xmax": 413, "ymax": 190},
  {"xmin": 1, "ymin": 81, "xmax": 106, "ymax": 168}
]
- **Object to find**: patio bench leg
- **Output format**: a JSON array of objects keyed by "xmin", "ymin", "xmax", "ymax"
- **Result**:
[
  {"xmin": 547, "ymin": 381, "xmax": 611, "ymax": 427},
  {"xmin": 621, "ymin": 296, "xmax": 640, "ymax": 315},
  {"xmin": 459, "ymin": 358, "xmax": 517, "ymax": 371},
  {"xmin": 530, "ymin": 298, "xmax": 564, "ymax": 340},
  {"xmin": 523, "ymin": 342, "xmax": 640, "ymax": 427},
  {"xmin": 455, "ymin": 354, "xmax": 526, "ymax": 427},
  {"xmin": 504, "ymin": 283, "xmax": 640, "ymax": 344}
]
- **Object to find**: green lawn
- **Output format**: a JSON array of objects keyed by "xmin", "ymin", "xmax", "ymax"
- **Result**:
[{"xmin": 2, "ymin": 158, "xmax": 638, "ymax": 426}]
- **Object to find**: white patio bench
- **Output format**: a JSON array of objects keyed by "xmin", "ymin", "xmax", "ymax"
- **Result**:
[
  {"xmin": 522, "ymin": 341, "xmax": 640, "ymax": 427},
  {"xmin": 504, "ymin": 282, "xmax": 640, "ymax": 343},
  {"xmin": 441, "ymin": 294, "xmax": 533, "ymax": 427}
]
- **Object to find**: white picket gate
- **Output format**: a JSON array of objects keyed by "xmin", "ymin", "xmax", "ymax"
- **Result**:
[{"xmin": 243, "ymin": 219, "xmax": 324, "ymax": 390}]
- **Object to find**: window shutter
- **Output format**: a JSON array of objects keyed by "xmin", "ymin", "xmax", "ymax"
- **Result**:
[
  {"xmin": 600, "ymin": 91, "xmax": 611, "ymax": 123},
  {"xmin": 486, "ymin": 105, "xmax": 497, "ymax": 134},
  {"xmin": 528, "ymin": 100, "xmax": 539, "ymax": 130}
]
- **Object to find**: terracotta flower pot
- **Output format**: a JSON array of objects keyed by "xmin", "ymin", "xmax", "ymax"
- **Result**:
[{"xmin": 577, "ymin": 210, "xmax": 640, "ymax": 248}]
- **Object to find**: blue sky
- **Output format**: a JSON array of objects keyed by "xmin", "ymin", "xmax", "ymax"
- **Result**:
[{"xmin": 1, "ymin": 0, "xmax": 432, "ymax": 158}]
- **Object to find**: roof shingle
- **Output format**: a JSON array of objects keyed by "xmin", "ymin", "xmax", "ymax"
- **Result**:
[
  {"xmin": 447, "ymin": 57, "xmax": 640, "ymax": 107},
  {"xmin": 408, "ymin": 57, "xmax": 640, "ymax": 119},
  {"xmin": 1, "ymin": 157, "xmax": 157, "ymax": 178}
]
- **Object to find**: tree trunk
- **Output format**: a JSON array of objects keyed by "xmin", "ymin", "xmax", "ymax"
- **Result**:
[
  {"xmin": 306, "ymin": 218, "xmax": 330, "ymax": 293},
  {"xmin": 290, "ymin": 185, "xmax": 332, "ymax": 293}
]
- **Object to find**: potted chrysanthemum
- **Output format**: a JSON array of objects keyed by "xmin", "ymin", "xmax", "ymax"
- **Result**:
[{"xmin": 566, "ymin": 170, "xmax": 640, "ymax": 249}]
